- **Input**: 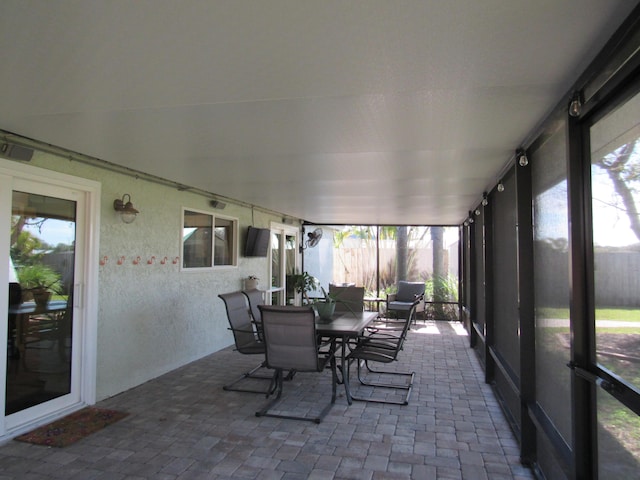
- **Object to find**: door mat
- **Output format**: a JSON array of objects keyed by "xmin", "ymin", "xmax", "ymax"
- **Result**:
[{"xmin": 14, "ymin": 407, "xmax": 128, "ymax": 447}]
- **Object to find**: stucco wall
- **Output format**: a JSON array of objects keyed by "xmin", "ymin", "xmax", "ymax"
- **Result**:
[{"xmin": 25, "ymin": 151, "xmax": 288, "ymax": 401}]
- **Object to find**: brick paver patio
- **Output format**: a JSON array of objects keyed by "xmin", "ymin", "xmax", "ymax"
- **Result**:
[{"xmin": 0, "ymin": 321, "xmax": 534, "ymax": 479}]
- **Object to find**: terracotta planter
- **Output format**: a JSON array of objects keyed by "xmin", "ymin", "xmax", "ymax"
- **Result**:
[{"xmin": 32, "ymin": 289, "xmax": 51, "ymax": 307}]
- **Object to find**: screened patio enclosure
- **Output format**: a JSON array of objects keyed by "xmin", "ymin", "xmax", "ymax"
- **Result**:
[{"xmin": 301, "ymin": 225, "xmax": 460, "ymax": 320}]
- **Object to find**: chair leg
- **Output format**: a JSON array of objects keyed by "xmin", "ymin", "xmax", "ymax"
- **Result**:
[
  {"xmin": 256, "ymin": 370, "xmax": 284, "ymax": 416},
  {"xmin": 223, "ymin": 360, "xmax": 274, "ymax": 394},
  {"xmin": 255, "ymin": 362, "xmax": 337, "ymax": 424},
  {"xmin": 330, "ymin": 355, "xmax": 337, "ymax": 404},
  {"xmin": 349, "ymin": 359, "xmax": 415, "ymax": 405}
]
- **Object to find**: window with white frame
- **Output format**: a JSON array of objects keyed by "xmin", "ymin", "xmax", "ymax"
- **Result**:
[{"xmin": 182, "ymin": 208, "xmax": 238, "ymax": 268}]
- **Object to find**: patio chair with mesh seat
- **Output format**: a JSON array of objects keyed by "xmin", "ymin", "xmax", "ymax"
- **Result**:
[
  {"xmin": 218, "ymin": 291, "xmax": 273, "ymax": 394},
  {"xmin": 241, "ymin": 288, "xmax": 265, "ymax": 340},
  {"xmin": 256, "ymin": 305, "xmax": 338, "ymax": 423},
  {"xmin": 329, "ymin": 285, "xmax": 365, "ymax": 315},
  {"xmin": 346, "ymin": 301, "xmax": 416, "ymax": 405}
]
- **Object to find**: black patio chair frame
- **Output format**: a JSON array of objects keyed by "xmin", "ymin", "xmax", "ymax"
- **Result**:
[
  {"xmin": 218, "ymin": 291, "xmax": 273, "ymax": 394},
  {"xmin": 346, "ymin": 302, "xmax": 416, "ymax": 405},
  {"xmin": 255, "ymin": 305, "xmax": 338, "ymax": 423}
]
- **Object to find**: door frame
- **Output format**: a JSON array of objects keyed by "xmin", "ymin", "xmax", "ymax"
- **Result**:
[
  {"xmin": 0, "ymin": 158, "xmax": 100, "ymax": 440},
  {"xmin": 568, "ymin": 74, "xmax": 640, "ymax": 478},
  {"xmin": 269, "ymin": 222, "xmax": 300, "ymax": 305}
]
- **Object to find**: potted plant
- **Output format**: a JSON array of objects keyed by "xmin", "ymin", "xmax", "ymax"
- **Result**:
[
  {"xmin": 290, "ymin": 271, "xmax": 320, "ymax": 305},
  {"xmin": 16, "ymin": 264, "xmax": 62, "ymax": 307},
  {"xmin": 244, "ymin": 275, "xmax": 259, "ymax": 290},
  {"xmin": 313, "ymin": 287, "xmax": 336, "ymax": 320},
  {"xmin": 288, "ymin": 272, "xmax": 345, "ymax": 320}
]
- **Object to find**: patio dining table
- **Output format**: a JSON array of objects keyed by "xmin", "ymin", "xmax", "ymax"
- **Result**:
[
  {"xmin": 8, "ymin": 300, "xmax": 69, "ymax": 362},
  {"xmin": 315, "ymin": 311, "xmax": 378, "ymax": 404}
]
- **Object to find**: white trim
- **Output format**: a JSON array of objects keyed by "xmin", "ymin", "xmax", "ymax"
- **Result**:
[
  {"xmin": 269, "ymin": 222, "xmax": 300, "ymax": 305},
  {"xmin": 0, "ymin": 158, "xmax": 100, "ymax": 440},
  {"xmin": 180, "ymin": 206, "xmax": 239, "ymax": 270},
  {"xmin": 0, "ymin": 173, "xmax": 12, "ymax": 429}
]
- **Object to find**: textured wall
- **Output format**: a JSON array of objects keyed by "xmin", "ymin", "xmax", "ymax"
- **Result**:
[{"xmin": 26, "ymin": 151, "xmax": 284, "ymax": 401}]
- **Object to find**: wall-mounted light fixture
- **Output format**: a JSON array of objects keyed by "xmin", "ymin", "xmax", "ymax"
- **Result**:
[
  {"xmin": 497, "ymin": 181, "xmax": 505, "ymax": 192},
  {"xmin": 569, "ymin": 91, "xmax": 583, "ymax": 117},
  {"xmin": 113, "ymin": 193, "xmax": 139, "ymax": 224},
  {"xmin": 210, "ymin": 200, "xmax": 226, "ymax": 209},
  {"xmin": 481, "ymin": 192, "xmax": 489, "ymax": 206},
  {"xmin": 517, "ymin": 148, "xmax": 528, "ymax": 167},
  {"xmin": 468, "ymin": 211, "xmax": 474, "ymax": 224}
]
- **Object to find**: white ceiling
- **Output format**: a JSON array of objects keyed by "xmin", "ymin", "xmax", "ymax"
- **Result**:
[{"xmin": 0, "ymin": 1, "xmax": 637, "ymax": 225}]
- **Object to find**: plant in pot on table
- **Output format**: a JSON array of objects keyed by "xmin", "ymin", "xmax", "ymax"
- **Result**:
[
  {"xmin": 314, "ymin": 287, "xmax": 337, "ymax": 321},
  {"xmin": 290, "ymin": 272, "xmax": 336, "ymax": 320},
  {"xmin": 17, "ymin": 264, "xmax": 62, "ymax": 308}
]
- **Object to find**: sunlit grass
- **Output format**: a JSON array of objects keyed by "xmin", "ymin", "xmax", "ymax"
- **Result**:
[{"xmin": 538, "ymin": 307, "xmax": 640, "ymax": 322}]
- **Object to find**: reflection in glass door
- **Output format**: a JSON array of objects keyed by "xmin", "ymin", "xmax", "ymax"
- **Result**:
[
  {"xmin": 271, "ymin": 232, "xmax": 282, "ymax": 305},
  {"xmin": 589, "ymin": 89, "xmax": 640, "ymax": 477},
  {"xmin": 7, "ymin": 190, "xmax": 76, "ymax": 416},
  {"xmin": 285, "ymin": 233, "xmax": 297, "ymax": 303},
  {"xmin": 269, "ymin": 224, "xmax": 298, "ymax": 306}
]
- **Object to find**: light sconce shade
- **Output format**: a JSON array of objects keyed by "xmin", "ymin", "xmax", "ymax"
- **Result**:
[
  {"xmin": 468, "ymin": 211, "xmax": 474, "ymax": 224},
  {"xmin": 569, "ymin": 91, "xmax": 583, "ymax": 117},
  {"xmin": 475, "ymin": 208, "xmax": 481, "ymax": 216},
  {"xmin": 497, "ymin": 182, "xmax": 505, "ymax": 193},
  {"xmin": 113, "ymin": 193, "xmax": 139, "ymax": 224},
  {"xmin": 517, "ymin": 149, "xmax": 528, "ymax": 167},
  {"xmin": 481, "ymin": 192, "xmax": 489, "ymax": 206}
]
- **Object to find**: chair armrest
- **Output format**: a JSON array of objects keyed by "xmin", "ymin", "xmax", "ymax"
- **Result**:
[{"xmin": 227, "ymin": 326, "xmax": 257, "ymax": 335}]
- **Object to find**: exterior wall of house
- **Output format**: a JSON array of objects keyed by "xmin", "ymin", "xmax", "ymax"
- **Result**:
[{"xmin": 22, "ymin": 150, "xmax": 284, "ymax": 401}]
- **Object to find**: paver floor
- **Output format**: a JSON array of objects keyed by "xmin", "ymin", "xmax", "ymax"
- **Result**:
[{"xmin": 0, "ymin": 321, "xmax": 535, "ymax": 479}]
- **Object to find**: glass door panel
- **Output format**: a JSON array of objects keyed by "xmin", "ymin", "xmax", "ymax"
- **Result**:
[
  {"xmin": 269, "ymin": 225, "xmax": 298, "ymax": 306},
  {"xmin": 270, "ymin": 232, "xmax": 282, "ymax": 305},
  {"xmin": 7, "ymin": 190, "xmax": 76, "ymax": 415},
  {"xmin": 285, "ymin": 233, "xmax": 296, "ymax": 303},
  {"xmin": 590, "ymin": 88, "xmax": 640, "ymax": 473}
]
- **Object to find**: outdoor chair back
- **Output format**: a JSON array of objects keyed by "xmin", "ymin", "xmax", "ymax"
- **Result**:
[
  {"xmin": 329, "ymin": 285, "xmax": 365, "ymax": 314},
  {"xmin": 218, "ymin": 291, "xmax": 272, "ymax": 393},
  {"xmin": 219, "ymin": 291, "xmax": 262, "ymax": 354},
  {"xmin": 386, "ymin": 280, "xmax": 425, "ymax": 321},
  {"xmin": 346, "ymin": 301, "xmax": 416, "ymax": 405},
  {"xmin": 256, "ymin": 305, "xmax": 337, "ymax": 422},
  {"xmin": 242, "ymin": 288, "xmax": 265, "ymax": 338}
]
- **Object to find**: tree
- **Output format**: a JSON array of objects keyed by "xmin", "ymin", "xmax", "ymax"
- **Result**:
[
  {"xmin": 396, "ymin": 226, "xmax": 408, "ymax": 283},
  {"xmin": 431, "ymin": 226, "xmax": 446, "ymax": 317},
  {"xmin": 593, "ymin": 140, "xmax": 640, "ymax": 243},
  {"xmin": 10, "ymin": 216, "xmax": 49, "ymax": 267}
]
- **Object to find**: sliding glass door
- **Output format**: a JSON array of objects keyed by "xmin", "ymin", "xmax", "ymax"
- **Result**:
[
  {"xmin": 0, "ymin": 167, "xmax": 95, "ymax": 435},
  {"xmin": 269, "ymin": 223, "xmax": 298, "ymax": 305},
  {"xmin": 588, "ymin": 87, "xmax": 640, "ymax": 477}
]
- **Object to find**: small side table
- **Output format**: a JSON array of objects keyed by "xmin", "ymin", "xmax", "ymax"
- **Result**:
[{"xmin": 363, "ymin": 297, "xmax": 384, "ymax": 314}]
